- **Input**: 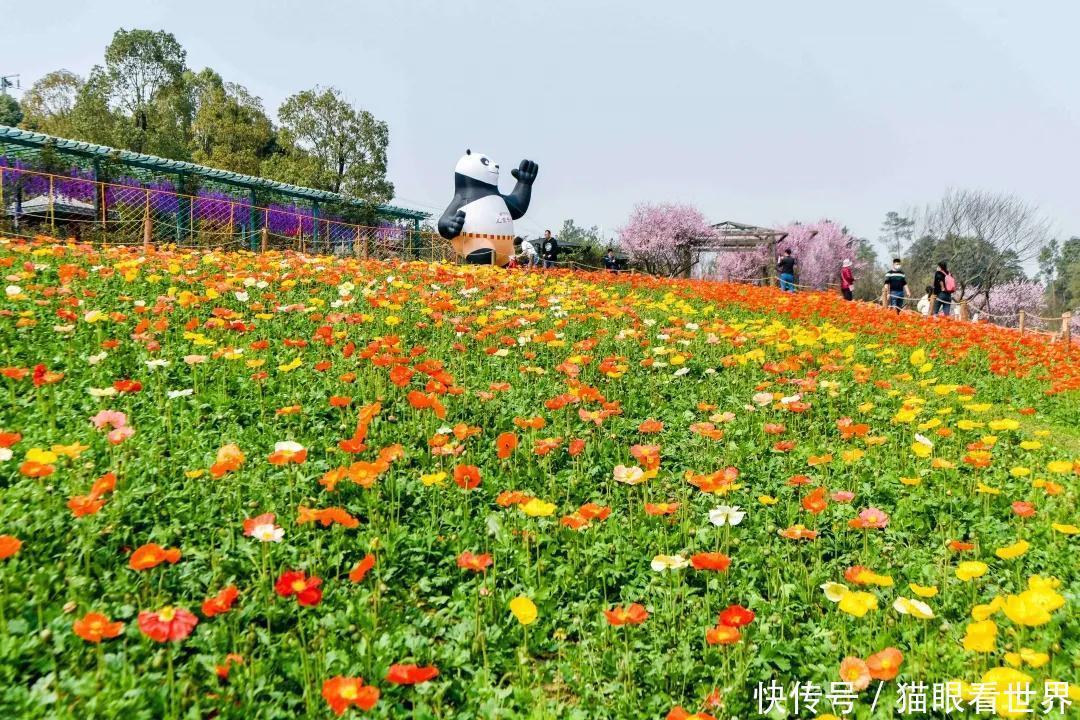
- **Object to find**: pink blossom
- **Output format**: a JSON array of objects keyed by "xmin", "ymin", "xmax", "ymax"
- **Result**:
[
  {"xmin": 968, "ymin": 280, "xmax": 1046, "ymax": 329},
  {"xmin": 703, "ymin": 219, "xmax": 864, "ymax": 289},
  {"xmin": 830, "ymin": 490, "xmax": 855, "ymax": 503},
  {"xmin": 91, "ymin": 410, "xmax": 128, "ymax": 430},
  {"xmin": 107, "ymin": 426, "xmax": 135, "ymax": 445},
  {"xmin": 857, "ymin": 507, "xmax": 890, "ymax": 529},
  {"xmin": 618, "ymin": 203, "xmax": 716, "ymax": 277}
]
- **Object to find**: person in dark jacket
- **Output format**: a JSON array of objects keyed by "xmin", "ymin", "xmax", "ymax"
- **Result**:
[
  {"xmin": 932, "ymin": 261, "xmax": 954, "ymax": 316},
  {"xmin": 883, "ymin": 258, "xmax": 908, "ymax": 313},
  {"xmin": 540, "ymin": 230, "xmax": 560, "ymax": 269},
  {"xmin": 840, "ymin": 259, "xmax": 855, "ymax": 301},
  {"xmin": 777, "ymin": 248, "xmax": 797, "ymax": 291},
  {"xmin": 603, "ymin": 249, "xmax": 619, "ymax": 272}
]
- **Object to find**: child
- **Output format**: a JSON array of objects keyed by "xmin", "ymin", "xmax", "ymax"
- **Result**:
[{"xmin": 917, "ymin": 286, "xmax": 933, "ymax": 316}]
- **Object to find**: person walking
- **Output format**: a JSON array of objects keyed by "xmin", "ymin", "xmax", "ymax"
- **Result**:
[
  {"xmin": 883, "ymin": 258, "xmax": 909, "ymax": 313},
  {"xmin": 603, "ymin": 249, "xmax": 619, "ymax": 272},
  {"xmin": 932, "ymin": 261, "xmax": 955, "ymax": 316},
  {"xmin": 777, "ymin": 248, "xmax": 797, "ymax": 292},
  {"xmin": 917, "ymin": 286, "xmax": 934, "ymax": 316},
  {"xmin": 515, "ymin": 236, "xmax": 539, "ymax": 268},
  {"xmin": 540, "ymin": 230, "xmax": 560, "ymax": 269},
  {"xmin": 840, "ymin": 259, "xmax": 855, "ymax": 301}
]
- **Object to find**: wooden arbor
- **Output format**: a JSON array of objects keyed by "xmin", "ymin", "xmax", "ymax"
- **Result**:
[{"xmin": 692, "ymin": 221, "xmax": 793, "ymax": 282}]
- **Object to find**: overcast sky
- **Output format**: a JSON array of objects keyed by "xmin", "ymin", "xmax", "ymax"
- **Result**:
[{"xmin": 5, "ymin": 0, "xmax": 1078, "ymax": 251}]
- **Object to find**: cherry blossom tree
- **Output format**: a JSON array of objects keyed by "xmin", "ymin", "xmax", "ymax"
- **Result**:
[
  {"xmin": 969, "ymin": 280, "xmax": 1047, "ymax": 328},
  {"xmin": 618, "ymin": 203, "xmax": 715, "ymax": 277},
  {"xmin": 705, "ymin": 219, "xmax": 864, "ymax": 289}
]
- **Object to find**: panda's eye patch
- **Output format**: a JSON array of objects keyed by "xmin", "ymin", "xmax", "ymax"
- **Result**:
[{"xmin": 480, "ymin": 158, "xmax": 489, "ymax": 166}]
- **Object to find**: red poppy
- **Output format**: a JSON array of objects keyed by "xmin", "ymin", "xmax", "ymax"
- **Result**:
[
  {"xmin": 456, "ymin": 551, "xmax": 493, "ymax": 572},
  {"xmin": 385, "ymin": 663, "xmax": 440, "ymax": 685},
  {"xmin": 604, "ymin": 603, "xmax": 649, "ymax": 626},
  {"xmin": 322, "ymin": 676, "xmax": 379, "ymax": 715},
  {"xmin": 717, "ymin": 604, "xmax": 755, "ymax": 628},
  {"xmin": 568, "ymin": 438, "xmax": 586, "ymax": 456},
  {"xmin": 137, "ymin": 606, "xmax": 198, "ymax": 642},
  {"xmin": 201, "ymin": 585, "xmax": 240, "ymax": 617},
  {"xmin": 668, "ymin": 707, "xmax": 718, "ymax": 720},
  {"xmin": 274, "ymin": 570, "xmax": 323, "ymax": 606},
  {"xmin": 690, "ymin": 552, "xmax": 731, "ymax": 572},
  {"xmin": 349, "ymin": 554, "xmax": 376, "ymax": 583},
  {"xmin": 113, "ymin": 379, "xmax": 142, "ymax": 393},
  {"xmin": 948, "ymin": 539, "xmax": 975, "ymax": 552},
  {"xmin": 453, "ymin": 464, "xmax": 481, "ymax": 490},
  {"xmin": 763, "ymin": 423, "xmax": 786, "ymax": 435}
]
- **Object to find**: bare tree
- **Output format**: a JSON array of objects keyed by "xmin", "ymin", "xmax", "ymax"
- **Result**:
[{"xmin": 916, "ymin": 189, "xmax": 1051, "ymax": 306}]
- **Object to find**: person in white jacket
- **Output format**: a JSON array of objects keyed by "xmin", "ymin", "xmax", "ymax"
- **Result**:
[{"xmin": 917, "ymin": 286, "xmax": 933, "ymax": 316}]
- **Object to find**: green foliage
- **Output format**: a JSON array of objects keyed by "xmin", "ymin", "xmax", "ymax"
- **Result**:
[
  {"xmin": 878, "ymin": 211, "xmax": 914, "ymax": 260},
  {"xmin": 557, "ymin": 220, "xmax": 607, "ymax": 268},
  {"xmin": 17, "ymin": 70, "xmax": 83, "ymax": 135},
  {"xmin": 0, "ymin": 94, "xmax": 22, "ymax": 127},
  {"xmin": 273, "ymin": 86, "xmax": 393, "ymax": 203},
  {"xmin": 188, "ymin": 70, "xmax": 275, "ymax": 176},
  {"xmin": 906, "ymin": 233, "xmax": 1024, "ymax": 300},
  {"xmin": 15, "ymin": 29, "xmax": 394, "ymax": 207}
]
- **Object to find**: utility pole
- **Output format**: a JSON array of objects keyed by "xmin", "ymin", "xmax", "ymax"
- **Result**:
[{"xmin": 0, "ymin": 74, "xmax": 20, "ymax": 96}]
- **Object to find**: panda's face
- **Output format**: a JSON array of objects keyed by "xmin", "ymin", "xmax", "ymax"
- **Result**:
[{"xmin": 455, "ymin": 150, "xmax": 499, "ymax": 186}]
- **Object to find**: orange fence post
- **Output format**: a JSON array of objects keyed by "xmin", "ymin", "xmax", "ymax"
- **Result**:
[
  {"xmin": 260, "ymin": 226, "xmax": 268, "ymax": 253},
  {"xmin": 959, "ymin": 302, "xmax": 970, "ymax": 321},
  {"xmin": 1062, "ymin": 312, "xmax": 1072, "ymax": 347},
  {"xmin": 1018, "ymin": 310, "xmax": 1026, "ymax": 335},
  {"xmin": 142, "ymin": 190, "xmax": 152, "ymax": 253}
]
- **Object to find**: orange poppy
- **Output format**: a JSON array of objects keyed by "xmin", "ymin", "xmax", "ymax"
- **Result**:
[
  {"xmin": 690, "ymin": 552, "xmax": 731, "ymax": 572},
  {"xmin": 67, "ymin": 495, "xmax": 105, "ymax": 517},
  {"xmin": 778, "ymin": 524, "xmax": 819, "ymax": 540},
  {"xmin": 604, "ymin": 603, "xmax": 649, "ymax": 626},
  {"xmin": 496, "ymin": 432, "xmax": 518, "ymax": 460},
  {"xmin": 453, "ymin": 465, "xmax": 481, "ymax": 490},
  {"xmin": 73, "ymin": 612, "xmax": 124, "ymax": 643},
  {"xmin": 322, "ymin": 676, "xmax": 379, "ymax": 716},
  {"xmin": 456, "ymin": 551, "xmax": 493, "ymax": 572},
  {"xmin": 201, "ymin": 586, "xmax": 239, "ymax": 617},
  {"xmin": 386, "ymin": 664, "xmax": 439, "ymax": 685},
  {"xmin": 867, "ymin": 647, "xmax": 904, "ymax": 680},
  {"xmin": 638, "ymin": 419, "xmax": 664, "ymax": 433},
  {"xmin": 129, "ymin": 543, "xmax": 182, "ymax": 570},
  {"xmin": 644, "ymin": 502, "xmax": 679, "ymax": 516},
  {"xmin": 801, "ymin": 487, "xmax": 828, "ymax": 514},
  {"xmin": 349, "ymin": 554, "xmax": 376, "ymax": 583},
  {"xmin": 705, "ymin": 624, "xmax": 741, "ymax": 645}
]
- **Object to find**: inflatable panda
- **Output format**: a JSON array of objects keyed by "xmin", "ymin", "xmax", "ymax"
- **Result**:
[{"xmin": 437, "ymin": 150, "xmax": 538, "ymax": 266}]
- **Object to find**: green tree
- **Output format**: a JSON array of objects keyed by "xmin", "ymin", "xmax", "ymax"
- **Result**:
[
  {"xmin": 0, "ymin": 94, "xmax": 23, "ymax": 126},
  {"xmin": 1038, "ymin": 238, "xmax": 1060, "ymax": 310},
  {"xmin": 879, "ymin": 211, "xmax": 914, "ymax": 260},
  {"xmin": 272, "ymin": 86, "xmax": 392, "ymax": 202},
  {"xmin": 188, "ymin": 69, "xmax": 274, "ymax": 175},
  {"xmin": 556, "ymin": 219, "xmax": 606, "ymax": 268},
  {"xmin": 102, "ymin": 28, "xmax": 188, "ymax": 153},
  {"xmin": 18, "ymin": 70, "xmax": 83, "ymax": 135},
  {"xmin": 1054, "ymin": 237, "xmax": 1080, "ymax": 310}
]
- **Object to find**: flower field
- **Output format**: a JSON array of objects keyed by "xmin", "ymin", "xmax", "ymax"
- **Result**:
[{"xmin": 1, "ymin": 236, "xmax": 1078, "ymax": 719}]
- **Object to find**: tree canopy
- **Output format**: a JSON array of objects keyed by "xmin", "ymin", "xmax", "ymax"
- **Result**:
[{"xmin": 14, "ymin": 29, "xmax": 393, "ymax": 205}]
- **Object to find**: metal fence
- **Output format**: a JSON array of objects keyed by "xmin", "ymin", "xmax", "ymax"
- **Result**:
[{"xmin": 0, "ymin": 166, "xmax": 453, "ymax": 261}]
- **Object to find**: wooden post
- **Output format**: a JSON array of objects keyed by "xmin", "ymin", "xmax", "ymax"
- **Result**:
[
  {"xmin": 260, "ymin": 226, "xmax": 268, "ymax": 253},
  {"xmin": 880, "ymin": 286, "xmax": 888, "ymax": 308},
  {"xmin": 142, "ymin": 191, "xmax": 152, "ymax": 253},
  {"xmin": 959, "ymin": 302, "xmax": 970, "ymax": 321},
  {"xmin": 1018, "ymin": 310, "xmax": 1026, "ymax": 335},
  {"xmin": 1062, "ymin": 312, "xmax": 1072, "ymax": 347}
]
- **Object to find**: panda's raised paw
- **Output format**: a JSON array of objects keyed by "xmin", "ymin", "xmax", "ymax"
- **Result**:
[{"xmin": 511, "ymin": 160, "xmax": 538, "ymax": 186}]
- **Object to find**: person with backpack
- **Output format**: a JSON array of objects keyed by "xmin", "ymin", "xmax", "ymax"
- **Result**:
[
  {"xmin": 933, "ymin": 261, "xmax": 955, "ymax": 316},
  {"xmin": 883, "ymin": 258, "xmax": 909, "ymax": 313},
  {"xmin": 840, "ymin": 259, "xmax": 855, "ymax": 301}
]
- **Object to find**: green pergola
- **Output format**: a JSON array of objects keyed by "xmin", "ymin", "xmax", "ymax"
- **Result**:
[{"xmin": 0, "ymin": 125, "xmax": 428, "ymax": 244}]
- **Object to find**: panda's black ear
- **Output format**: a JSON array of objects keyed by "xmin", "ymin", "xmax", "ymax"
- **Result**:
[{"xmin": 466, "ymin": 149, "xmax": 471, "ymax": 155}]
